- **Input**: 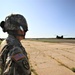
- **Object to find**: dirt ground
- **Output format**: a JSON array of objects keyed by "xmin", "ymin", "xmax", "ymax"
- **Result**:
[
  {"xmin": 1, "ymin": 40, "xmax": 75, "ymax": 75},
  {"xmin": 21, "ymin": 40, "xmax": 75, "ymax": 75}
]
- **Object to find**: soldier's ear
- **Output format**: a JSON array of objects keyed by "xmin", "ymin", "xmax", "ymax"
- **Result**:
[
  {"xmin": 0, "ymin": 21, "xmax": 5, "ymax": 28},
  {"xmin": 0, "ymin": 21, "xmax": 6, "ymax": 32}
]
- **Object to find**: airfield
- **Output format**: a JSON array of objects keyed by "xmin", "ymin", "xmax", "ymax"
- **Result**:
[{"xmin": 21, "ymin": 38, "xmax": 75, "ymax": 75}]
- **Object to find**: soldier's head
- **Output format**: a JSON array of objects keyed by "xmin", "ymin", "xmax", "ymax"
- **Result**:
[{"xmin": 0, "ymin": 14, "xmax": 28, "ymax": 40}]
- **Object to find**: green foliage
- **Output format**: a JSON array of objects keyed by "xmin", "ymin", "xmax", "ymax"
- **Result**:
[
  {"xmin": 71, "ymin": 67, "xmax": 75, "ymax": 72},
  {"xmin": 0, "ymin": 68, "xmax": 2, "ymax": 75},
  {"xmin": 31, "ymin": 68, "xmax": 38, "ymax": 75},
  {"xmin": 0, "ymin": 40, "xmax": 2, "ymax": 44}
]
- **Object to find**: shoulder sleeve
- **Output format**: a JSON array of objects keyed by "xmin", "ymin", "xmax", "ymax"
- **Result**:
[
  {"xmin": 10, "ymin": 47, "xmax": 31, "ymax": 75},
  {"xmin": 10, "ymin": 46, "xmax": 28, "ymax": 62}
]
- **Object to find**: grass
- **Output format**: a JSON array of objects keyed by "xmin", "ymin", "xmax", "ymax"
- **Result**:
[
  {"xmin": 0, "ymin": 40, "xmax": 2, "ymax": 44},
  {"xmin": 0, "ymin": 68, "xmax": 2, "ymax": 75},
  {"xmin": 31, "ymin": 68, "xmax": 38, "ymax": 75},
  {"xmin": 30, "ymin": 62, "xmax": 38, "ymax": 75},
  {"xmin": 26, "ymin": 38, "xmax": 75, "ymax": 43},
  {"xmin": 71, "ymin": 67, "xmax": 75, "ymax": 72}
]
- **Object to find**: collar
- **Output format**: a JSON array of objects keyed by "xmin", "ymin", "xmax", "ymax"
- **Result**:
[{"xmin": 6, "ymin": 35, "xmax": 22, "ymax": 46}]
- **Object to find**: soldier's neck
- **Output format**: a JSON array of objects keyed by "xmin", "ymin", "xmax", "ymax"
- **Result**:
[{"xmin": 16, "ymin": 36, "xmax": 25, "ymax": 41}]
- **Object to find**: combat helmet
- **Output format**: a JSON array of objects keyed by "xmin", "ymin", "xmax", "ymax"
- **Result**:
[{"xmin": 0, "ymin": 14, "xmax": 28, "ymax": 33}]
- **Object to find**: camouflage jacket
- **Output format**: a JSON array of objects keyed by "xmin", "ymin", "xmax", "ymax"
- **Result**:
[{"xmin": 0, "ymin": 35, "xmax": 31, "ymax": 75}]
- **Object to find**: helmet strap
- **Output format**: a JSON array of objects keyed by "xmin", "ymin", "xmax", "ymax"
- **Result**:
[{"xmin": 7, "ymin": 30, "xmax": 25, "ymax": 37}]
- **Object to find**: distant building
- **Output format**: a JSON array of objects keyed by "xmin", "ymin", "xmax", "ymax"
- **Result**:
[{"xmin": 56, "ymin": 35, "xmax": 63, "ymax": 39}]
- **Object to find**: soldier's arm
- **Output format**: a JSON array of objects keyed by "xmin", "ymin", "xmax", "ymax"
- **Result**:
[{"xmin": 4, "ymin": 46, "xmax": 31, "ymax": 75}]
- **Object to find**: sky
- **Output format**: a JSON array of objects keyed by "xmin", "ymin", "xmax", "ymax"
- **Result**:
[{"xmin": 0, "ymin": 0, "xmax": 75, "ymax": 38}]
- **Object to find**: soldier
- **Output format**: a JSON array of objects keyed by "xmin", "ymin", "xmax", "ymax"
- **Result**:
[{"xmin": 0, "ymin": 14, "xmax": 31, "ymax": 75}]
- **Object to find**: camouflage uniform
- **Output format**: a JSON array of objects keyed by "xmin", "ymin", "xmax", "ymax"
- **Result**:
[{"xmin": 0, "ymin": 14, "xmax": 31, "ymax": 75}]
